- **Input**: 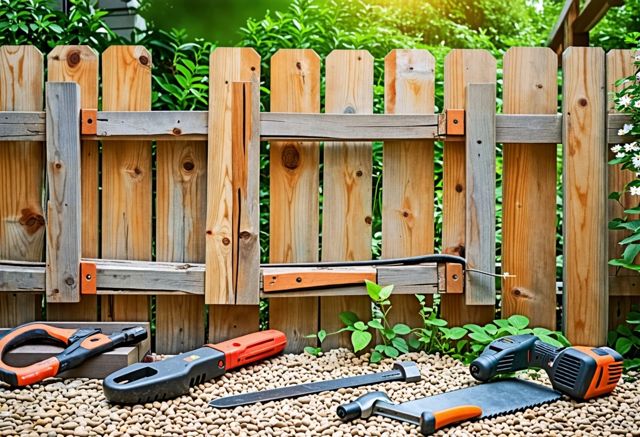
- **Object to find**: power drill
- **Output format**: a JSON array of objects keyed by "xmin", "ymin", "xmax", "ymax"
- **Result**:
[{"xmin": 470, "ymin": 335, "xmax": 623, "ymax": 400}]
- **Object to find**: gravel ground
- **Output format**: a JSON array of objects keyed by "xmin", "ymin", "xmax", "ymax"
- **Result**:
[{"xmin": 1, "ymin": 349, "xmax": 638, "ymax": 436}]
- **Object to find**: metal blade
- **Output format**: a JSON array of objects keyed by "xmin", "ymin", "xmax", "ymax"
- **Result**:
[{"xmin": 210, "ymin": 361, "xmax": 420, "ymax": 408}]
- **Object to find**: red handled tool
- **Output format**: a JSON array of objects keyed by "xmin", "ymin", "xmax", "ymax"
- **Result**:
[
  {"xmin": 103, "ymin": 330, "xmax": 286, "ymax": 404},
  {"xmin": 0, "ymin": 323, "xmax": 147, "ymax": 387}
]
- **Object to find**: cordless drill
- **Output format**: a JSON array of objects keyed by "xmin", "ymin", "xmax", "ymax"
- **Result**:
[{"xmin": 470, "ymin": 335, "xmax": 623, "ymax": 400}]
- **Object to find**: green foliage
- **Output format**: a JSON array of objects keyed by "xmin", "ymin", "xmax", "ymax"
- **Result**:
[
  {"xmin": 608, "ymin": 305, "xmax": 640, "ymax": 371},
  {"xmin": 305, "ymin": 281, "xmax": 570, "ymax": 364}
]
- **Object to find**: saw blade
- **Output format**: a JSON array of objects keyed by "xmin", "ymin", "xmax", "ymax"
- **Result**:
[{"xmin": 374, "ymin": 378, "xmax": 562, "ymax": 425}]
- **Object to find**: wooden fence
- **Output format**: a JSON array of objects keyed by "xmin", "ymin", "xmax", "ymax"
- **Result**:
[{"xmin": 0, "ymin": 44, "xmax": 638, "ymax": 354}]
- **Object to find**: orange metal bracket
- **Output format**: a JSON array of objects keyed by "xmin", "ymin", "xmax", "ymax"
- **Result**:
[
  {"xmin": 81, "ymin": 109, "xmax": 98, "ymax": 135},
  {"xmin": 79, "ymin": 261, "xmax": 97, "ymax": 295},
  {"xmin": 445, "ymin": 263, "xmax": 464, "ymax": 294},
  {"xmin": 262, "ymin": 267, "xmax": 376, "ymax": 292},
  {"xmin": 446, "ymin": 109, "xmax": 465, "ymax": 136}
]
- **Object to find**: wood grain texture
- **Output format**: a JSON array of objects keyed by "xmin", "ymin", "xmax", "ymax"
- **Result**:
[
  {"xmin": 45, "ymin": 82, "xmax": 82, "ymax": 303},
  {"xmin": 606, "ymin": 49, "xmax": 639, "ymax": 329},
  {"xmin": 440, "ymin": 49, "xmax": 496, "ymax": 325},
  {"xmin": 47, "ymin": 45, "xmax": 99, "ymax": 320},
  {"xmin": 562, "ymin": 47, "xmax": 607, "ymax": 345},
  {"xmin": 502, "ymin": 48, "xmax": 558, "ymax": 328},
  {"xmin": 0, "ymin": 111, "xmax": 45, "ymax": 140},
  {"xmin": 263, "ymin": 267, "xmax": 376, "ymax": 292},
  {"xmin": 465, "ymin": 84, "xmax": 496, "ymax": 305},
  {"xmin": 268, "ymin": 49, "xmax": 321, "ymax": 352},
  {"xmin": 320, "ymin": 50, "xmax": 373, "ymax": 349},
  {"xmin": 100, "ymin": 46, "xmax": 152, "ymax": 321},
  {"xmin": 207, "ymin": 48, "xmax": 260, "ymax": 342},
  {"xmin": 155, "ymin": 139, "xmax": 206, "ymax": 353},
  {"xmin": 0, "ymin": 45, "xmax": 44, "ymax": 326},
  {"xmin": 383, "ymin": 49, "xmax": 435, "ymax": 327}
]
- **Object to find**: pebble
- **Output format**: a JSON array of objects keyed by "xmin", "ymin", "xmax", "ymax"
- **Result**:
[{"xmin": 0, "ymin": 349, "xmax": 638, "ymax": 436}]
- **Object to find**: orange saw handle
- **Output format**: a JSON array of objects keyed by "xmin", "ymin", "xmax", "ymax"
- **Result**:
[
  {"xmin": 420, "ymin": 405, "xmax": 483, "ymax": 435},
  {"xmin": 210, "ymin": 329, "xmax": 287, "ymax": 370}
]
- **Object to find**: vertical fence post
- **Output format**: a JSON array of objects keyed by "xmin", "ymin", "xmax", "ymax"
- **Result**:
[
  {"xmin": 320, "ymin": 50, "xmax": 374, "ymax": 349},
  {"xmin": 101, "ymin": 46, "xmax": 152, "ymax": 322},
  {"xmin": 47, "ymin": 45, "xmax": 99, "ymax": 320},
  {"xmin": 268, "ymin": 49, "xmax": 321, "ymax": 352},
  {"xmin": 441, "ymin": 50, "xmax": 496, "ymax": 325},
  {"xmin": 0, "ymin": 46, "xmax": 44, "ymax": 326},
  {"xmin": 502, "ymin": 48, "xmax": 558, "ymax": 328},
  {"xmin": 45, "ymin": 82, "xmax": 82, "ymax": 303},
  {"xmin": 606, "ymin": 49, "xmax": 640, "ymax": 328},
  {"xmin": 465, "ymin": 83, "xmax": 496, "ymax": 305},
  {"xmin": 562, "ymin": 47, "xmax": 607, "ymax": 345},
  {"xmin": 207, "ymin": 47, "xmax": 260, "ymax": 342},
  {"xmin": 383, "ymin": 49, "xmax": 436, "ymax": 327}
]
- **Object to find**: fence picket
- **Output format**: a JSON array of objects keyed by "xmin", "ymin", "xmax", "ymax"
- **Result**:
[
  {"xmin": 320, "ymin": 50, "xmax": 374, "ymax": 349},
  {"xmin": 383, "ymin": 49, "xmax": 435, "ymax": 327},
  {"xmin": 440, "ymin": 49, "xmax": 496, "ymax": 325},
  {"xmin": 606, "ymin": 49, "xmax": 640, "ymax": 329},
  {"xmin": 269, "ymin": 49, "xmax": 321, "ymax": 352},
  {"xmin": 47, "ymin": 45, "xmax": 99, "ymax": 320},
  {"xmin": 562, "ymin": 47, "xmax": 607, "ymax": 345},
  {"xmin": 100, "ymin": 46, "xmax": 152, "ymax": 322},
  {"xmin": 502, "ymin": 48, "xmax": 558, "ymax": 328},
  {"xmin": 0, "ymin": 46, "xmax": 44, "ymax": 326}
]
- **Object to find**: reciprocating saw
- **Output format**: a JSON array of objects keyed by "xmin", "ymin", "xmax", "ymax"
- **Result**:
[{"xmin": 469, "ymin": 334, "xmax": 623, "ymax": 400}]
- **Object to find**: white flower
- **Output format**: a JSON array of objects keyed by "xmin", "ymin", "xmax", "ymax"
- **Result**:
[
  {"xmin": 612, "ymin": 144, "xmax": 622, "ymax": 153},
  {"xmin": 635, "ymin": 53, "xmax": 640, "ymax": 62},
  {"xmin": 635, "ymin": 100, "xmax": 640, "ymax": 109},
  {"xmin": 633, "ymin": 155, "xmax": 640, "ymax": 169},
  {"xmin": 618, "ymin": 152, "xmax": 627, "ymax": 159},
  {"xmin": 619, "ymin": 95, "xmax": 632, "ymax": 107},
  {"xmin": 619, "ymin": 124, "xmax": 634, "ymax": 136},
  {"xmin": 626, "ymin": 143, "xmax": 640, "ymax": 153},
  {"xmin": 630, "ymin": 186, "xmax": 640, "ymax": 196},
  {"xmin": 637, "ymin": 72, "xmax": 640, "ymax": 82}
]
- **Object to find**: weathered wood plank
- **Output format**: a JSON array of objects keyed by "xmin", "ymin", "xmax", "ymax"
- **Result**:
[
  {"xmin": 268, "ymin": 49, "xmax": 321, "ymax": 352},
  {"xmin": 47, "ymin": 45, "xmax": 100, "ymax": 321},
  {"xmin": 0, "ymin": 262, "xmax": 44, "ymax": 291},
  {"xmin": 231, "ymin": 82, "xmax": 260, "ymax": 305},
  {"xmin": 320, "ymin": 50, "xmax": 373, "ymax": 349},
  {"xmin": 95, "ymin": 259, "xmax": 205, "ymax": 293},
  {"xmin": 0, "ymin": 112, "xmax": 45, "ymax": 141},
  {"xmin": 100, "ymin": 46, "xmax": 152, "ymax": 322},
  {"xmin": 502, "ymin": 48, "xmax": 558, "ymax": 329},
  {"xmin": 383, "ymin": 49, "xmax": 436, "ymax": 328},
  {"xmin": 155, "ymin": 138, "xmax": 206, "ymax": 353},
  {"xmin": 0, "ymin": 45, "xmax": 45, "ymax": 326},
  {"xmin": 206, "ymin": 47, "xmax": 260, "ymax": 342},
  {"xmin": 608, "ymin": 113, "xmax": 635, "ymax": 144},
  {"xmin": 562, "ymin": 47, "xmax": 608, "ymax": 345},
  {"xmin": 1, "ymin": 322, "xmax": 150, "ymax": 378},
  {"xmin": 606, "ymin": 49, "xmax": 640, "ymax": 330},
  {"xmin": 441, "ymin": 50, "xmax": 496, "ymax": 325},
  {"xmin": 45, "ymin": 82, "xmax": 82, "ymax": 303},
  {"xmin": 96, "ymin": 110, "xmax": 208, "ymax": 140},
  {"xmin": 465, "ymin": 83, "xmax": 496, "ymax": 305}
]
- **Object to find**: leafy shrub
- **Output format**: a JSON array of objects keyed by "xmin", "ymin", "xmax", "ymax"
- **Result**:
[{"xmin": 608, "ymin": 305, "xmax": 640, "ymax": 371}]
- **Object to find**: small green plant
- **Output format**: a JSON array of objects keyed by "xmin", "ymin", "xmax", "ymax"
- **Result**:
[
  {"xmin": 305, "ymin": 281, "xmax": 570, "ymax": 364},
  {"xmin": 608, "ymin": 305, "xmax": 640, "ymax": 371}
]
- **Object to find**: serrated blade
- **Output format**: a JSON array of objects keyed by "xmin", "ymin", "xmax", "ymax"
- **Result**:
[{"xmin": 373, "ymin": 379, "xmax": 561, "ymax": 426}]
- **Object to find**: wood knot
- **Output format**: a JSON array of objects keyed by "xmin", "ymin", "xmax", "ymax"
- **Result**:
[
  {"xmin": 364, "ymin": 216, "xmax": 372, "ymax": 225},
  {"xmin": 445, "ymin": 245, "xmax": 465, "ymax": 257},
  {"xmin": 511, "ymin": 287, "xmax": 532, "ymax": 299},
  {"xmin": 536, "ymin": 83, "xmax": 543, "ymax": 89},
  {"xmin": 19, "ymin": 208, "xmax": 45, "ymax": 235},
  {"xmin": 455, "ymin": 183, "xmax": 463, "ymax": 193},
  {"xmin": 402, "ymin": 211, "xmax": 409, "ymax": 218},
  {"xmin": 134, "ymin": 167, "xmax": 142, "ymax": 175},
  {"xmin": 67, "ymin": 50, "xmax": 81, "ymax": 67},
  {"xmin": 183, "ymin": 161, "xmax": 195, "ymax": 171},
  {"xmin": 55, "ymin": 162, "xmax": 62, "ymax": 169},
  {"xmin": 355, "ymin": 170, "xmax": 363, "ymax": 177},
  {"xmin": 296, "ymin": 62, "xmax": 302, "ymax": 70},
  {"xmin": 172, "ymin": 127, "xmax": 182, "ymax": 135},
  {"xmin": 65, "ymin": 276, "xmax": 75, "ymax": 286},
  {"xmin": 222, "ymin": 237, "xmax": 231, "ymax": 246},
  {"xmin": 344, "ymin": 106, "xmax": 356, "ymax": 114},
  {"xmin": 206, "ymin": 230, "xmax": 213, "ymax": 235},
  {"xmin": 578, "ymin": 98, "xmax": 588, "ymax": 107},
  {"xmin": 239, "ymin": 231, "xmax": 252, "ymax": 240},
  {"xmin": 139, "ymin": 55, "xmax": 149, "ymax": 66},
  {"xmin": 282, "ymin": 145, "xmax": 300, "ymax": 170}
]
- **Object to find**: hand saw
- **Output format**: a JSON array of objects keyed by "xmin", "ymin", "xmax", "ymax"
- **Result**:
[{"xmin": 337, "ymin": 378, "xmax": 562, "ymax": 435}]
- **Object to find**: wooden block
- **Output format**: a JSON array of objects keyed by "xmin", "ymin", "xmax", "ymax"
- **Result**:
[
  {"xmin": 206, "ymin": 48, "xmax": 260, "ymax": 341},
  {"xmin": 501, "ymin": 47, "xmax": 558, "ymax": 329},
  {"xmin": 0, "ymin": 45, "xmax": 45, "ymax": 326},
  {"xmin": 268, "ymin": 49, "xmax": 321, "ymax": 353},
  {"xmin": 0, "ymin": 322, "xmax": 150, "ymax": 379},
  {"xmin": 446, "ymin": 263, "xmax": 464, "ymax": 294},
  {"xmin": 562, "ymin": 47, "xmax": 608, "ymax": 346},
  {"xmin": 383, "ymin": 49, "xmax": 436, "ymax": 328},
  {"xmin": 81, "ymin": 109, "xmax": 97, "ymax": 135},
  {"xmin": 80, "ymin": 261, "xmax": 96, "ymax": 295},
  {"xmin": 440, "ymin": 49, "xmax": 496, "ymax": 325},
  {"xmin": 446, "ymin": 109, "xmax": 465, "ymax": 135},
  {"xmin": 45, "ymin": 82, "xmax": 82, "ymax": 303},
  {"xmin": 464, "ymin": 83, "xmax": 496, "ymax": 305},
  {"xmin": 47, "ymin": 45, "xmax": 100, "ymax": 321},
  {"xmin": 320, "ymin": 50, "xmax": 373, "ymax": 349},
  {"xmin": 262, "ymin": 267, "xmax": 376, "ymax": 292}
]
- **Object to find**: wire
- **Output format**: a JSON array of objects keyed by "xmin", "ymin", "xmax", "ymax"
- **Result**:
[{"xmin": 261, "ymin": 254, "xmax": 466, "ymax": 268}]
